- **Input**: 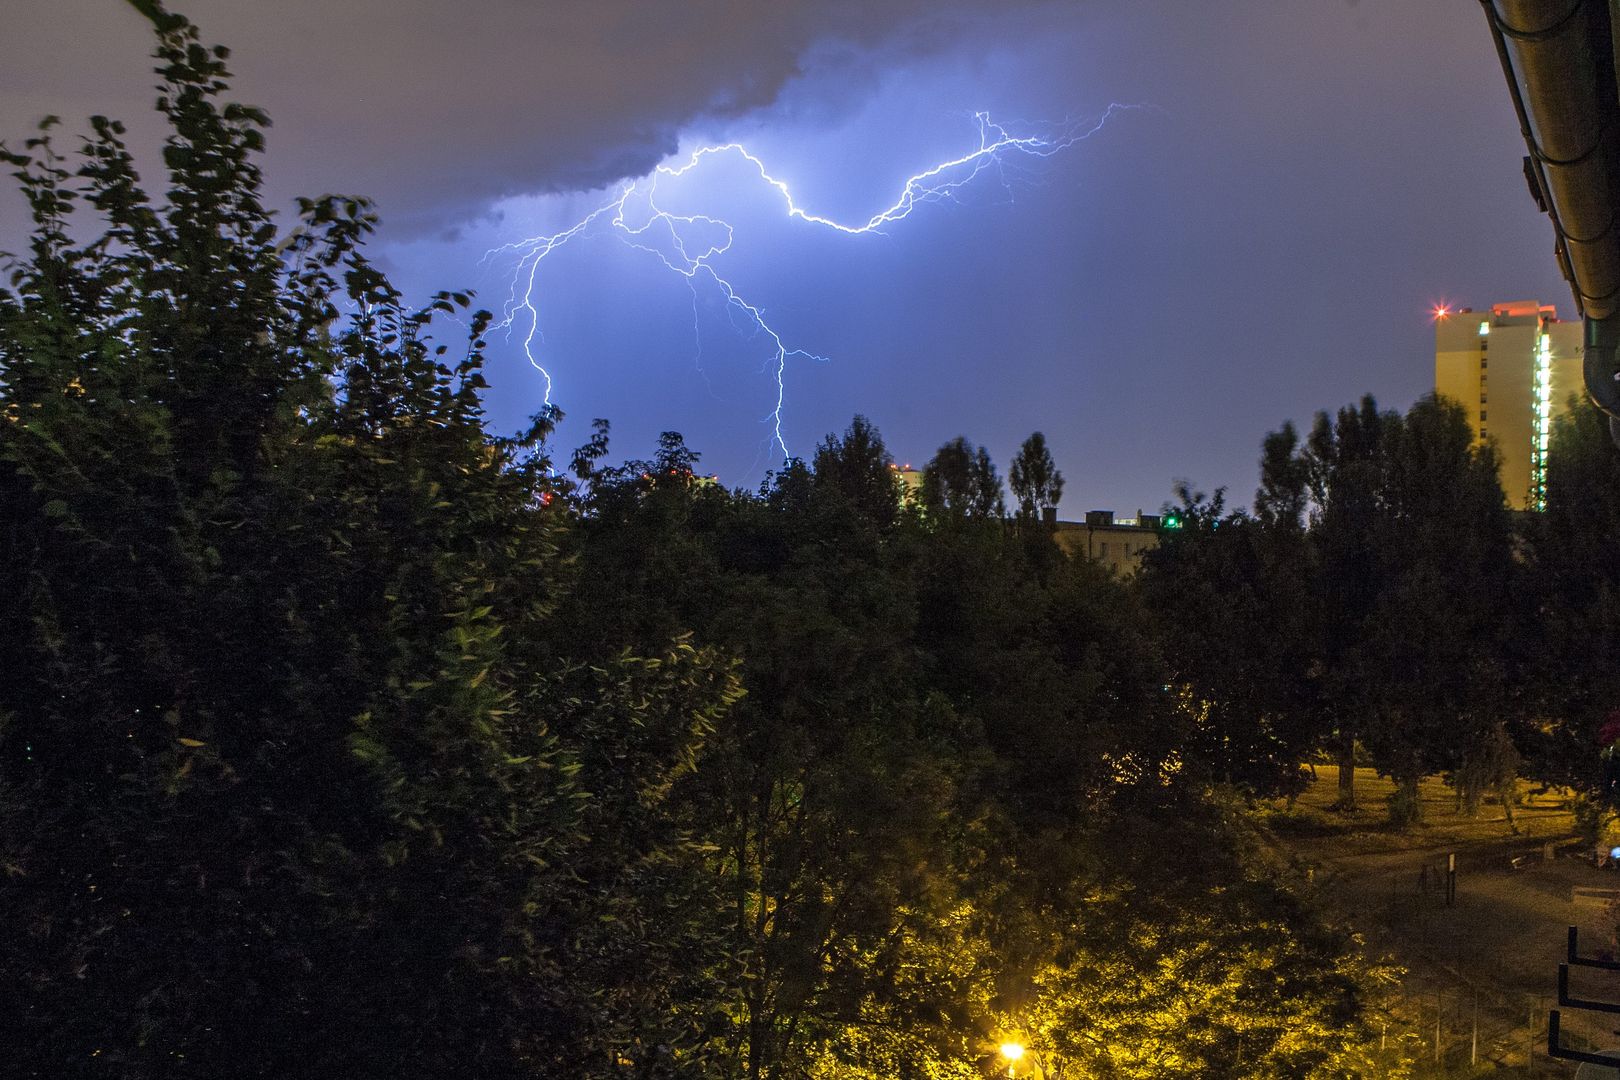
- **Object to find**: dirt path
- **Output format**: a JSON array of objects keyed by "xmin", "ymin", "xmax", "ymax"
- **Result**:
[{"xmin": 1263, "ymin": 767, "xmax": 1620, "ymax": 1075}]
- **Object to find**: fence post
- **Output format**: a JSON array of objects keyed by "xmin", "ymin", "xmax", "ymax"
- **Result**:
[
  {"xmin": 1471, "ymin": 989, "xmax": 1478, "ymax": 1066},
  {"xmin": 1528, "ymin": 1000, "xmax": 1535, "ymax": 1073},
  {"xmin": 1435, "ymin": 991, "xmax": 1442, "ymax": 1065}
]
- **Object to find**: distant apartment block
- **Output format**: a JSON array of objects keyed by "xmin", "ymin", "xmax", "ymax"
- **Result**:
[
  {"xmin": 1435, "ymin": 300, "xmax": 1583, "ymax": 511},
  {"xmin": 1052, "ymin": 510, "xmax": 1161, "ymax": 575},
  {"xmin": 894, "ymin": 465, "xmax": 926, "ymax": 506},
  {"xmin": 893, "ymin": 466, "xmax": 1160, "ymax": 571}
]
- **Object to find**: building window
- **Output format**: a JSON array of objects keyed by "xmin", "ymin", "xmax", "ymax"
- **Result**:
[
  {"xmin": 1481, "ymin": 357, "xmax": 1488, "ymax": 369},
  {"xmin": 1099, "ymin": 542, "xmax": 1109, "ymax": 558},
  {"xmin": 1480, "ymin": 411, "xmax": 1487, "ymax": 422}
]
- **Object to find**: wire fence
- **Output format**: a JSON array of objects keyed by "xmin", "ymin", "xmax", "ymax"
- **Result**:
[{"xmin": 1317, "ymin": 841, "xmax": 1620, "ymax": 1076}]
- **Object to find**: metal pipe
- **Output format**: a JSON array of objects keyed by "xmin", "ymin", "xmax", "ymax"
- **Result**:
[
  {"xmin": 1487, "ymin": 0, "xmax": 1620, "ymax": 315},
  {"xmin": 1483, "ymin": 0, "xmax": 1620, "ymax": 432}
]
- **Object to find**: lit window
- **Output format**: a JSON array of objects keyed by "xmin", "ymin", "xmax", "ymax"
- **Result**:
[{"xmin": 1479, "ymin": 321, "xmax": 1490, "ymax": 335}]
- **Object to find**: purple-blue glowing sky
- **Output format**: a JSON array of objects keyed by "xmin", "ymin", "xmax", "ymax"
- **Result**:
[{"xmin": 0, "ymin": 1, "xmax": 1568, "ymax": 514}]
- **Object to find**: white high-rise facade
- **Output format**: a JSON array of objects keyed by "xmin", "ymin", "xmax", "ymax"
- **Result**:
[{"xmin": 1435, "ymin": 300, "xmax": 1584, "ymax": 511}]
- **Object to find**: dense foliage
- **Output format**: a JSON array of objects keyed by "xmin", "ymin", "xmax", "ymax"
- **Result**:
[
  {"xmin": 1, "ymin": 6, "xmax": 1404, "ymax": 1077},
  {"xmin": 0, "ymin": 9, "xmax": 741, "ymax": 1076},
  {"xmin": 1525, "ymin": 398, "xmax": 1620, "ymax": 799},
  {"xmin": 1142, "ymin": 385, "xmax": 1620, "ymax": 832},
  {"xmin": 1144, "ymin": 395, "xmax": 1519, "ymax": 816}
]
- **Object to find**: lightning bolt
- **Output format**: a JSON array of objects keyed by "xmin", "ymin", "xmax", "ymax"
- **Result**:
[{"xmin": 487, "ymin": 106, "xmax": 1135, "ymax": 462}]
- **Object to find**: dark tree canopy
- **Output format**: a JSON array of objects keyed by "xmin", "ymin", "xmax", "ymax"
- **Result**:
[
  {"xmin": 921, "ymin": 434, "xmax": 1005, "ymax": 519},
  {"xmin": 0, "ymin": 7, "xmax": 1401, "ymax": 1077},
  {"xmin": 1524, "ymin": 398, "xmax": 1620, "ymax": 796},
  {"xmin": 1009, "ymin": 430, "xmax": 1064, "ymax": 520},
  {"xmin": 811, "ymin": 413, "xmax": 901, "ymax": 528},
  {"xmin": 1144, "ymin": 393, "xmax": 1521, "ymax": 822},
  {"xmin": 0, "ymin": 8, "xmax": 738, "ymax": 1076}
]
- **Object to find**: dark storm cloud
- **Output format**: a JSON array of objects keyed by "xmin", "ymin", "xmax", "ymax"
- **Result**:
[{"xmin": 1, "ymin": 0, "xmax": 1067, "ymax": 234}]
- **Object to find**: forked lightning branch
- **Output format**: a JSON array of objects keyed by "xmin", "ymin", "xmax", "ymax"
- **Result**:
[{"xmin": 485, "ymin": 106, "xmax": 1135, "ymax": 459}]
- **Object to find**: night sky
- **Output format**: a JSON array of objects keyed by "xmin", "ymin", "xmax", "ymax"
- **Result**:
[{"xmin": 0, "ymin": 1, "xmax": 1571, "ymax": 516}]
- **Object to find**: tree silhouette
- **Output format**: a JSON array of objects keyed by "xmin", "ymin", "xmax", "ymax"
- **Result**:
[
  {"xmin": 922, "ymin": 435, "xmax": 1004, "ymax": 519},
  {"xmin": 1009, "ymin": 430, "xmax": 1065, "ymax": 521}
]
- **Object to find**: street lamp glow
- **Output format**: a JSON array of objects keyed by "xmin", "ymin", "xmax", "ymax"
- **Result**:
[{"xmin": 999, "ymin": 1042, "xmax": 1025, "ymax": 1062}]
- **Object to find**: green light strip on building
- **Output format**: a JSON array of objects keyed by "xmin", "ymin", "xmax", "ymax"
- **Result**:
[{"xmin": 1531, "ymin": 330, "xmax": 1552, "ymax": 511}]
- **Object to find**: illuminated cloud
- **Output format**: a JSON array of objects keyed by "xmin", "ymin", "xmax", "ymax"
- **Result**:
[{"xmin": 0, "ymin": 0, "xmax": 1070, "ymax": 237}]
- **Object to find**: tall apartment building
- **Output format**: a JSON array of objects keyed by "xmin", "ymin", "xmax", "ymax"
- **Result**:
[{"xmin": 1434, "ymin": 300, "xmax": 1584, "ymax": 511}]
